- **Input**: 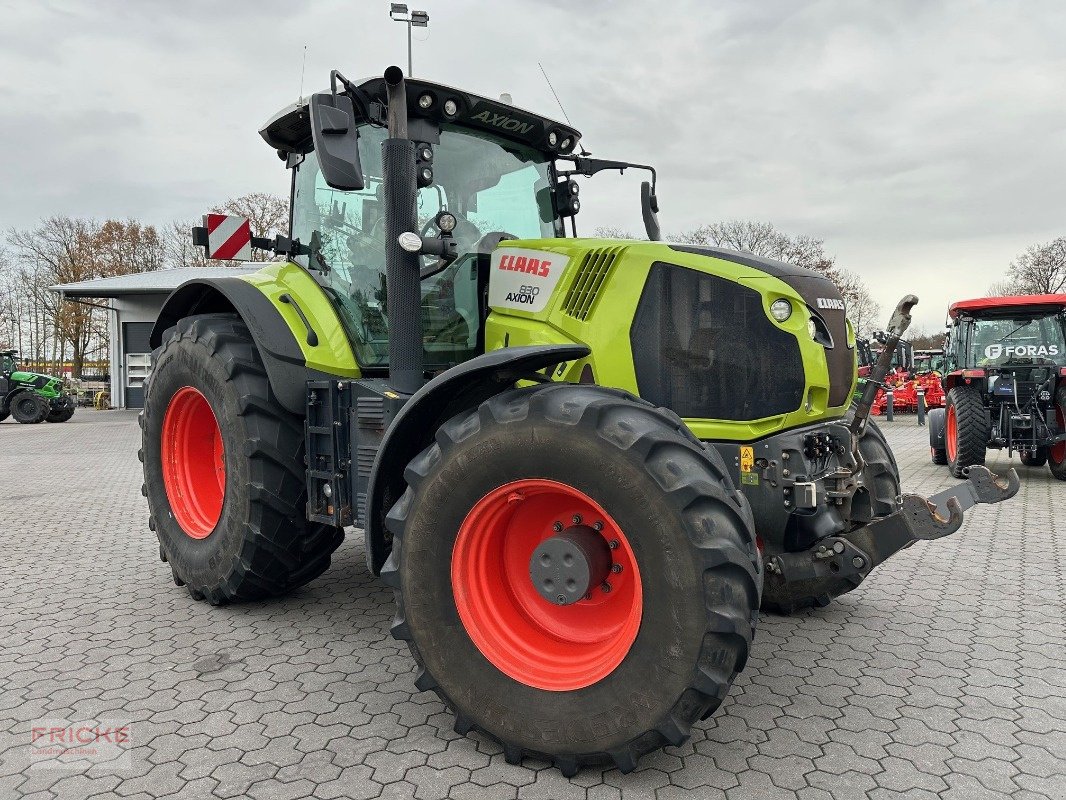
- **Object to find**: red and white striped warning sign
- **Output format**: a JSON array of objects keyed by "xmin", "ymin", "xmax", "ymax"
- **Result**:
[{"xmin": 204, "ymin": 214, "xmax": 252, "ymax": 260}]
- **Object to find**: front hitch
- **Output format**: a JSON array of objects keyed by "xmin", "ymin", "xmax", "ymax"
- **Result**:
[{"xmin": 766, "ymin": 466, "xmax": 1020, "ymax": 591}]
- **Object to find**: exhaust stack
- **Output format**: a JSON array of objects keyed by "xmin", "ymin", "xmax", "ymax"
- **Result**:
[{"xmin": 381, "ymin": 66, "xmax": 423, "ymax": 394}]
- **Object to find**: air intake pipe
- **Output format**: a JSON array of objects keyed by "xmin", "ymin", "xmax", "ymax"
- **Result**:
[{"xmin": 381, "ymin": 66, "xmax": 423, "ymax": 394}]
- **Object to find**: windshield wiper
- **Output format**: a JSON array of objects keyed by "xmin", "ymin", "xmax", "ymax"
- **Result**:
[{"xmin": 995, "ymin": 320, "xmax": 1032, "ymax": 343}]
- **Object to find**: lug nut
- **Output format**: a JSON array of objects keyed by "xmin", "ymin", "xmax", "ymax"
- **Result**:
[
  {"xmin": 593, "ymin": 521, "xmax": 604, "ymax": 531},
  {"xmin": 852, "ymin": 556, "xmax": 864, "ymax": 568},
  {"xmin": 611, "ymin": 564, "xmax": 622, "ymax": 574},
  {"xmin": 833, "ymin": 542, "xmax": 845, "ymax": 554},
  {"xmin": 608, "ymin": 540, "xmax": 619, "ymax": 550},
  {"xmin": 583, "ymin": 592, "xmax": 593, "ymax": 601},
  {"xmin": 600, "ymin": 582, "xmax": 612, "ymax": 593},
  {"xmin": 557, "ymin": 594, "xmax": 567, "ymax": 604},
  {"xmin": 553, "ymin": 521, "xmax": 563, "ymax": 532},
  {"xmin": 572, "ymin": 514, "xmax": 582, "ymax": 525}
]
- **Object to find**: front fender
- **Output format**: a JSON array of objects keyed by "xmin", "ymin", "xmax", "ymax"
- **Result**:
[{"xmin": 364, "ymin": 344, "xmax": 590, "ymax": 574}]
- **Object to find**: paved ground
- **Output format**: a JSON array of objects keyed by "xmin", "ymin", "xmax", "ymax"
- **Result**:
[{"xmin": 0, "ymin": 410, "xmax": 1063, "ymax": 800}]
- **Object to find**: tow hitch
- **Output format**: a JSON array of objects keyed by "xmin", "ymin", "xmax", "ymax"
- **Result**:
[{"xmin": 766, "ymin": 465, "xmax": 1020, "ymax": 591}]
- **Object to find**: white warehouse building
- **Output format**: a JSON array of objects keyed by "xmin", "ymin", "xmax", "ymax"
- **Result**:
[{"xmin": 53, "ymin": 267, "xmax": 256, "ymax": 409}]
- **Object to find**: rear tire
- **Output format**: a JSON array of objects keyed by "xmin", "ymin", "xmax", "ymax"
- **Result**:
[
  {"xmin": 931, "ymin": 446, "xmax": 948, "ymax": 464},
  {"xmin": 383, "ymin": 384, "xmax": 760, "ymax": 774},
  {"xmin": 945, "ymin": 385, "xmax": 989, "ymax": 478},
  {"xmin": 11, "ymin": 393, "xmax": 48, "ymax": 424},
  {"xmin": 1050, "ymin": 388, "xmax": 1066, "ymax": 481},
  {"xmin": 140, "ymin": 314, "xmax": 343, "ymax": 603}
]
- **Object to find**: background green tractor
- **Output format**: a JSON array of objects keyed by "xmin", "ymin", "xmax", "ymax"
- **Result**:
[
  {"xmin": 0, "ymin": 349, "xmax": 76, "ymax": 424},
  {"xmin": 140, "ymin": 66, "xmax": 1017, "ymax": 774}
]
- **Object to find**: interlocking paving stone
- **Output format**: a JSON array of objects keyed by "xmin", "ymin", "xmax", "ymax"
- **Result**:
[{"xmin": 1, "ymin": 410, "xmax": 1062, "ymax": 798}]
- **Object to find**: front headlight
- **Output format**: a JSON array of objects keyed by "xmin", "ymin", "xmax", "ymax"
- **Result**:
[
  {"xmin": 807, "ymin": 318, "xmax": 818, "ymax": 340},
  {"xmin": 769, "ymin": 299, "xmax": 792, "ymax": 322}
]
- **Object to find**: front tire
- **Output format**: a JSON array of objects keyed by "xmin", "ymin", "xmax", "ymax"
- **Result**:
[
  {"xmin": 945, "ymin": 385, "xmax": 989, "ymax": 478},
  {"xmin": 140, "ymin": 314, "xmax": 343, "ymax": 603},
  {"xmin": 761, "ymin": 414, "xmax": 901, "ymax": 615},
  {"xmin": 46, "ymin": 407, "xmax": 75, "ymax": 423},
  {"xmin": 383, "ymin": 384, "xmax": 760, "ymax": 775},
  {"xmin": 1050, "ymin": 388, "xmax": 1066, "ymax": 481},
  {"xmin": 11, "ymin": 393, "xmax": 48, "ymax": 424},
  {"xmin": 1020, "ymin": 448, "xmax": 1047, "ymax": 468}
]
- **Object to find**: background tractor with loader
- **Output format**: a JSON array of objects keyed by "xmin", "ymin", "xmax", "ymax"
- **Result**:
[
  {"xmin": 928, "ymin": 294, "xmax": 1066, "ymax": 479},
  {"xmin": 139, "ymin": 66, "xmax": 1018, "ymax": 774},
  {"xmin": 0, "ymin": 350, "xmax": 76, "ymax": 424}
]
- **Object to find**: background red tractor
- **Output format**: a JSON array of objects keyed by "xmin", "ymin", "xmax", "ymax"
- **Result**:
[{"xmin": 928, "ymin": 294, "xmax": 1066, "ymax": 479}]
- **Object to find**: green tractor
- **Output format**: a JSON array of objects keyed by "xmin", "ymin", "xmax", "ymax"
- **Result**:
[
  {"xmin": 0, "ymin": 350, "xmax": 76, "ymax": 424},
  {"xmin": 140, "ymin": 66, "xmax": 1018, "ymax": 774}
]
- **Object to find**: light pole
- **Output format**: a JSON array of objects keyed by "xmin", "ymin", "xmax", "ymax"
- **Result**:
[{"xmin": 389, "ymin": 4, "xmax": 429, "ymax": 77}]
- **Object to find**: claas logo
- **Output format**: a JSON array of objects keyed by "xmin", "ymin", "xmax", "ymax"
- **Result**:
[{"xmin": 498, "ymin": 254, "xmax": 551, "ymax": 277}]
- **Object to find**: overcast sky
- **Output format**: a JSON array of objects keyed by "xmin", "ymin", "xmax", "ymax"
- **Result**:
[{"xmin": 2, "ymin": 0, "xmax": 1064, "ymax": 331}]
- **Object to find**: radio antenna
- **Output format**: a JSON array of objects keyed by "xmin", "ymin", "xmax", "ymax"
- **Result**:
[
  {"xmin": 298, "ymin": 44, "xmax": 308, "ymax": 102},
  {"xmin": 538, "ymin": 62, "xmax": 589, "ymax": 156}
]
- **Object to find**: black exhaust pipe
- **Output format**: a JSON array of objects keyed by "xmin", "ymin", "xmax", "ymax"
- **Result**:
[{"xmin": 381, "ymin": 66, "xmax": 423, "ymax": 394}]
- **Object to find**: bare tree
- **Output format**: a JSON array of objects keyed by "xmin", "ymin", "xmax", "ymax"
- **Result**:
[
  {"xmin": 592, "ymin": 226, "xmax": 636, "ymax": 240},
  {"xmin": 163, "ymin": 194, "xmax": 290, "ymax": 267},
  {"xmin": 671, "ymin": 220, "xmax": 837, "ymax": 278},
  {"xmin": 834, "ymin": 269, "xmax": 881, "ymax": 338},
  {"xmin": 993, "ymin": 238, "xmax": 1066, "ymax": 295}
]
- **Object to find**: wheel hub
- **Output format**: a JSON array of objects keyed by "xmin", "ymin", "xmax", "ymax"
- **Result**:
[{"xmin": 529, "ymin": 526, "xmax": 612, "ymax": 606}]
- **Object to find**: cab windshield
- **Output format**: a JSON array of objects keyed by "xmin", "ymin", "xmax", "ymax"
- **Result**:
[
  {"xmin": 292, "ymin": 124, "xmax": 560, "ymax": 368},
  {"xmin": 966, "ymin": 314, "xmax": 1066, "ymax": 367}
]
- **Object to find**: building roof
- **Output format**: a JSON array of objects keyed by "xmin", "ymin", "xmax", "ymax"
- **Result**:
[
  {"xmin": 948, "ymin": 294, "xmax": 1066, "ymax": 318},
  {"xmin": 52, "ymin": 266, "xmax": 260, "ymax": 299}
]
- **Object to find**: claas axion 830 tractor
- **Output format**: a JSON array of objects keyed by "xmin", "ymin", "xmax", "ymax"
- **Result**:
[{"xmin": 140, "ymin": 66, "xmax": 1018, "ymax": 773}]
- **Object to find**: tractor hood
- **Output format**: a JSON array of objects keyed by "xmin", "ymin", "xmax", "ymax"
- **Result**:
[{"xmin": 11, "ymin": 371, "xmax": 63, "ymax": 393}]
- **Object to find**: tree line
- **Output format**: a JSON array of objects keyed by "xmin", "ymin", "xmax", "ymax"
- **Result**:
[
  {"xmin": 0, "ymin": 194, "xmax": 287, "ymax": 378},
  {"xmin": 989, "ymin": 237, "xmax": 1066, "ymax": 296}
]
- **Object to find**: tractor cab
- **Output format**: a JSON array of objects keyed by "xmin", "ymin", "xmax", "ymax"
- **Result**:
[
  {"xmin": 258, "ymin": 73, "xmax": 657, "ymax": 375},
  {"xmin": 1, "ymin": 350, "xmax": 17, "ymax": 375}
]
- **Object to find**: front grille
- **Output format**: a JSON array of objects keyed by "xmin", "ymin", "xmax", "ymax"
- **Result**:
[
  {"xmin": 562, "ymin": 247, "xmax": 625, "ymax": 320},
  {"xmin": 630, "ymin": 262, "xmax": 806, "ymax": 420}
]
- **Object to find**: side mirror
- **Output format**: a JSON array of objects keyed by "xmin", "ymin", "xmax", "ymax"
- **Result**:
[
  {"xmin": 309, "ymin": 92, "xmax": 365, "ymax": 191},
  {"xmin": 641, "ymin": 181, "xmax": 661, "ymax": 241}
]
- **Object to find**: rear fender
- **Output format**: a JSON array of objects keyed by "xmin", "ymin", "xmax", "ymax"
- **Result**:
[
  {"xmin": 151, "ymin": 267, "xmax": 358, "ymax": 415},
  {"xmin": 364, "ymin": 344, "xmax": 590, "ymax": 574}
]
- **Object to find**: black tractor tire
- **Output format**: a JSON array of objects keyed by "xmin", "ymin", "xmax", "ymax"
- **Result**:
[
  {"xmin": 1050, "ymin": 388, "xmax": 1066, "ymax": 481},
  {"xmin": 140, "ymin": 313, "xmax": 343, "ymax": 603},
  {"xmin": 1020, "ymin": 448, "xmax": 1047, "ymax": 468},
  {"xmin": 46, "ymin": 407, "xmax": 75, "ymax": 423},
  {"xmin": 761, "ymin": 413, "xmax": 901, "ymax": 615},
  {"xmin": 382, "ymin": 384, "xmax": 760, "ymax": 775},
  {"xmin": 945, "ymin": 385, "xmax": 990, "ymax": 478},
  {"xmin": 11, "ymin": 393, "xmax": 48, "ymax": 424},
  {"xmin": 0, "ymin": 408, "xmax": 8, "ymax": 422}
]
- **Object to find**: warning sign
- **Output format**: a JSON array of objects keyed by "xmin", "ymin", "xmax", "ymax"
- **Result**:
[
  {"xmin": 739, "ymin": 446, "xmax": 755, "ymax": 473},
  {"xmin": 204, "ymin": 214, "xmax": 252, "ymax": 261}
]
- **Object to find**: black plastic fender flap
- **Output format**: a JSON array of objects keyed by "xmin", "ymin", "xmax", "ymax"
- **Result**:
[
  {"xmin": 363, "ymin": 343, "xmax": 591, "ymax": 574},
  {"xmin": 767, "ymin": 465, "xmax": 1020, "ymax": 588}
]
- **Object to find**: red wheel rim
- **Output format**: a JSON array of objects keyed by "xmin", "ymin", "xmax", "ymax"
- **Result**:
[
  {"xmin": 161, "ymin": 387, "xmax": 225, "ymax": 539},
  {"xmin": 1052, "ymin": 402, "xmax": 1066, "ymax": 465},
  {"xmin": 451, "ymin": 479, "xmax": 643, "ymax": 691},
  {"xmin": 946, "ymin": 404, "xmax": 958, "ymax": 463}
]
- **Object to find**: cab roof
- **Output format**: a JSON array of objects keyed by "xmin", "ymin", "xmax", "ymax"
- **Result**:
[
  {"xmin": 259, "ymin": 73, "xmax": 581, "ymax": 159},
  {"xmin": 948, "ymin": 294, "xmax": 1066, "ymax": 319}
]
